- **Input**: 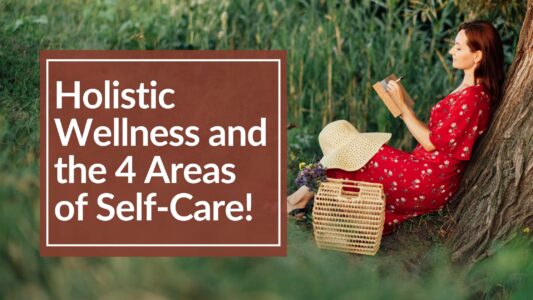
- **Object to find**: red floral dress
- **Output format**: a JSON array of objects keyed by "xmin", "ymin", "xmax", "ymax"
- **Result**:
[{"xmin": 326, "ymin": 84, "xmax": 491, "ymax": 235}]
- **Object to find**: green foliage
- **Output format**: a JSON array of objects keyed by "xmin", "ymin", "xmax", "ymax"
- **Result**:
[{"xmin": 0, "ymin": 0, "xmax": 530, "ymax": 299}]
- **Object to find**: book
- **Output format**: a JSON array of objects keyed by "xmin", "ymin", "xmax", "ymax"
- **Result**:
[{"xmin": 372, "ymin": 74, "xmax": 415, "ymax": 118}]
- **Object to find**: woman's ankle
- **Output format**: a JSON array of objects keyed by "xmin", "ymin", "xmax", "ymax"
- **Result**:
[{"xmin": 288, "ymin": 187, "xmax": 314, "ymax": 206}]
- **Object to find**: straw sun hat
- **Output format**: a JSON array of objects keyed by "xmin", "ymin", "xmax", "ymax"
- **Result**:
[{"xmin": 319, "ymin": 120, "xmax": 391, "ymax": 171}]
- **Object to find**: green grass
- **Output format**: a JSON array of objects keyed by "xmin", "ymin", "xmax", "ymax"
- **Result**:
[{"xmin": 0, "ymin": 0, "xmax": 530, "ymax": 299}]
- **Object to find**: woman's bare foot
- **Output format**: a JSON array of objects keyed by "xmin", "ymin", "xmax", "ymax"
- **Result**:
[{"xmin": 287, "ymin": 186, "xmax": 315, "ymax": 219}]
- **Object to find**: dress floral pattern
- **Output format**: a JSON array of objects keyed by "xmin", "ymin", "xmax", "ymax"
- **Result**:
[{"xmin": 325, "ymin": 84, "xmax": 491, "ymax": 235}]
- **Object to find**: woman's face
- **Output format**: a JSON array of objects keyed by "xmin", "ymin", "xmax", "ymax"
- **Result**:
[{"xmin": 448, "ymin": 29, "xmax": 482, "ymax": 71}]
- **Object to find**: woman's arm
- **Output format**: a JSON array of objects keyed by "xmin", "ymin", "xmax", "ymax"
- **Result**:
[
  {"xmin": 399, "ymin": 106, "xmax": 436, "ymax": 152},
  {"xmin": 386, "ymin": 80, "xmax": 436, "ymax": 152}
]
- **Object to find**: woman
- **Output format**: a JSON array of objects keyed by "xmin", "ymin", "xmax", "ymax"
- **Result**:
[{"xmin": 287, "ymin": 20, "xmax": 504, "ymax": 235}]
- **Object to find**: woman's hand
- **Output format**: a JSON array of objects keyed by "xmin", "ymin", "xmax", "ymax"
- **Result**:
[
  {"xmin": 387, "ymin": 83, "xmax": 436, "ymax": 151},
  {"xmin": 386, "ymin": 80, "xmax": 409, "ymax": 115}
]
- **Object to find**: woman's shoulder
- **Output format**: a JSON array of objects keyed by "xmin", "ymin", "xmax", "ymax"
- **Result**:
[
  {"xmin": 453, "ymin": 84, "xmax": 489, "ymax": 100},
  {"xmin": 447, "ymin": 84, "xmax": 490, "ymax": 107},
  {"xmin": 431, "ymin": 84, "xmax": 490, "ymax": 118},
  {"xmin": 448, "ymin": 84, "xmax": 483, "ymax": 97}
]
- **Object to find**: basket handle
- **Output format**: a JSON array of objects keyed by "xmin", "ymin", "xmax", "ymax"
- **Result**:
[
  {"xmin": 325, "ymin": 177, "xmax": 382, "ymax": 187},
  {"xmin": 324, "ymin": 177, "xmax": 384, "ymax": 196},
  {"xmin": 323, "ymin": 178, "xmax": 360, "ymax": 197}
]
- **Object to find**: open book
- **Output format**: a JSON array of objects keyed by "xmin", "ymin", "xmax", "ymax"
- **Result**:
[{"xmin": 372, "ymin": 74, "xmax": 415, "ymax": 118}]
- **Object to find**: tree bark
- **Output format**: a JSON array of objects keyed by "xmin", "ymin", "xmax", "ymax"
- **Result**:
[{"xmin": 443, "ymin": 0, "xmax": 533, "ymax": 265}]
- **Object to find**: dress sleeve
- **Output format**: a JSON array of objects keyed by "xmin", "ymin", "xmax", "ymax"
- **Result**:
[{"xmin": 429, "ymin": 88, "xmax": 490, "ymax": 160}]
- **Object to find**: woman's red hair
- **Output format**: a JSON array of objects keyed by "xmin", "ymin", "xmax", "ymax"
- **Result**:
[{"xmin": 459, "ymin": 20, "xmax": 505, "ymax": 111}]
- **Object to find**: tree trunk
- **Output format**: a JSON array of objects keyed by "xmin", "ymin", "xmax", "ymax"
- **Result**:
[{"xmin": 443, "ymin": 0, "xmax": 533, "ymax": 265}]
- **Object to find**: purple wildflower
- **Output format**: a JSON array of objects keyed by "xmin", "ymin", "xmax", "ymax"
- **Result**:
[{"xmin": 295, "ymin": 162, "xmax": 328, "ymax": 193}]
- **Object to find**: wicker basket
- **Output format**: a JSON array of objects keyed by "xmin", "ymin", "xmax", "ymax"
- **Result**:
[{"xmin": 312, "ymin": 178, "xmax": 386, "ymax": 255}]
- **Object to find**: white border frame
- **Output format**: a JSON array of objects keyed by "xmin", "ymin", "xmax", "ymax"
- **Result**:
[{"xmin": 46, "ymin": 59, "xmax": 281, "ymax": 247}]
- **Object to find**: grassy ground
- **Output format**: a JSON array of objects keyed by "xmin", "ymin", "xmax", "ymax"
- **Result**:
[{"xmin": 0, "ymin": 0, "xmax": 531, "ymax": 299}]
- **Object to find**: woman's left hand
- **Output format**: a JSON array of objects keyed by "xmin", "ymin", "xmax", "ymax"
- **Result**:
[{"xmin": 386, "ymin": 80, "xmax": 408, "ymax": 114}]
